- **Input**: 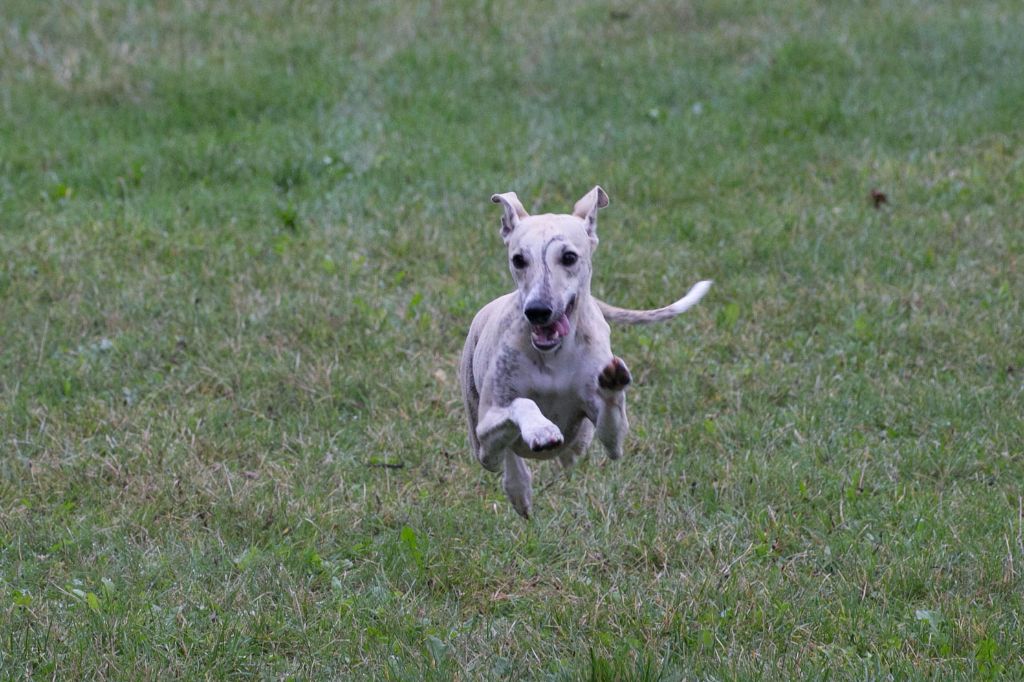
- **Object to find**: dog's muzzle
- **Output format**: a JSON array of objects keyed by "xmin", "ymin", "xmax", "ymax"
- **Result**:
[{"xmin": 527, "ymin": 296, "xmax": 575, "ymax": 352}]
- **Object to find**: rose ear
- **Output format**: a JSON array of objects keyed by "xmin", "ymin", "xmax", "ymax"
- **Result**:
[
  {"xmin": 572, "ymin": 185, "xmax": 609, "ymax": 241},
  {"xmin": 490, "ymin": 191, "xmax": 529, "ymax": 243}
]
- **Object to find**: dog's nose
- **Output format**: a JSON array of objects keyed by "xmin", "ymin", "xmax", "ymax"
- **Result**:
[{"xmin": 524, "ymin": 305, "xmax": 553, "ymax": 325}]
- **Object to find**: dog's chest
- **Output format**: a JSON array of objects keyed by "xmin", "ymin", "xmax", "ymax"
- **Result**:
[
  {"xmin": 514, "ymin": 353, "xmax": 595, "ymax": 419},
  {"xmin": 518, "ymin": 351, "xmax": 585, "ymax": 393}
]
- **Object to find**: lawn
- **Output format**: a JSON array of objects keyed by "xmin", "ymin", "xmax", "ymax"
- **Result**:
[{"xmin": 2, "ymin": 1, "xmax": 1023, "ymax": 679}]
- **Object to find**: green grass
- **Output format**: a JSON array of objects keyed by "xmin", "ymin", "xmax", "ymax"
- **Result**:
[{"xmin": 2, "ymin": 0, "xmax": 1023, "ymax": 678}]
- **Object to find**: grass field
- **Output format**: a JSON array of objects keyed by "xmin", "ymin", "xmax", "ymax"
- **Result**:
[{"xmin": 2, "ymin": 1, "xmax": 1024, "ymax": 679}]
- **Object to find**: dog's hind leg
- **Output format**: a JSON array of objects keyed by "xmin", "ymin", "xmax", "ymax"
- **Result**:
[
  {"xmin": 595, "ymin": 357, "xmax": 632, "ymax": 460},
  {"xmin": 502, "ymin": 452, "xmax": 533, "ymax": 518}
]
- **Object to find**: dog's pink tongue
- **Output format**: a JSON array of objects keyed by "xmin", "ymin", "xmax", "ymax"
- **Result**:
[
  {"xmin": 532, "ymin": 313, "xmax": 571, "ymax": 345},
  {"xmin": 553, "ymin": 313, "xmax": 570, "ymax": 338}
]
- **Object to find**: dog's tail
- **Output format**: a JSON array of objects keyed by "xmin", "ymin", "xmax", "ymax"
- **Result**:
[{"xmin": 596, "ymin": 280, "xmax": 712, "ymax": 325}]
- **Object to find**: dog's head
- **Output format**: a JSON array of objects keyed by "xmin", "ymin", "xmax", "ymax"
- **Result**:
[{"xmin": 490, "ymin": 186, "xmax": 608, "ymax": 353}]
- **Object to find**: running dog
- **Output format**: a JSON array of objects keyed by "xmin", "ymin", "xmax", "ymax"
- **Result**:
[{"xmin": 460, "ymin": 186, "xmax": 710, "ymax": 517}]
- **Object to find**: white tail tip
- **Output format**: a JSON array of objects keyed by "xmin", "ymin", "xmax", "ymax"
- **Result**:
[{"xmin": 668, "ymin": 280, "xmax": 712, "ymax": 314}]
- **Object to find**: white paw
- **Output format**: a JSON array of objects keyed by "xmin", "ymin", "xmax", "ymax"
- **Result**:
[{"xmin": 521, "ymin": 421, "xmax": 564, "ymax": 452}]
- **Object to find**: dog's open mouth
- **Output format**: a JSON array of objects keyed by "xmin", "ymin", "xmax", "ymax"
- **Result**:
[{"xmin": 530, "ymin": 296, "xmax": 575, "ymax": 352}]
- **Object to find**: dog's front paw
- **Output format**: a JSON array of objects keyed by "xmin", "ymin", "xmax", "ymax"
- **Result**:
[
  {"xmin": 522, "ymin": 422, "xmax": 564, "ymax": 452},
  {"xmin": 598, "ymin": 356, "xmax": 632, "ymax": 392}
]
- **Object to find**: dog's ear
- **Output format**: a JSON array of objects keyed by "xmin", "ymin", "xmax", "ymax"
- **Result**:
[
  {"xmin": 491, "ymin": 192, "xmax": 528, "ymax": 243},
  {"xmin": 572, "ymin": 185, "xmax": 609, "ymax": 242}
]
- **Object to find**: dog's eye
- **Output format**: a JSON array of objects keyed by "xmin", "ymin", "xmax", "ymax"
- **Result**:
[
  {"xmin": 561, "ymin": 252, "xmax": 578, "ymax": 266},
  {"xmin": 511, "ymin": 254, "xmax": 528, "ymax": 269}
]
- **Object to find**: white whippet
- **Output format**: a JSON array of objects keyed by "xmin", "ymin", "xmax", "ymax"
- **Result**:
[{"xmin": 459, "ymin": 186, "xmax": 711, "ymax": 518}]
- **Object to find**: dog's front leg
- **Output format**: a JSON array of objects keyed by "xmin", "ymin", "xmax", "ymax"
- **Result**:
[
  {"xmin": 475, "ymin": 398, "xmax": 564, "ymax": 471},
  {"xmin": 476, "ymin": 398, "xmax": 560, "ymax": 519},
  {"xmin": 595, "ymin": 357, "xmax": 632, "ymax": 460}
]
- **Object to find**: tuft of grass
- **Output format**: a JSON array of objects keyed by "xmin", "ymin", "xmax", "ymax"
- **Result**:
[{"xmin": 2, "ymin": 0, "xmax": 1023, "ymax": 678}]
